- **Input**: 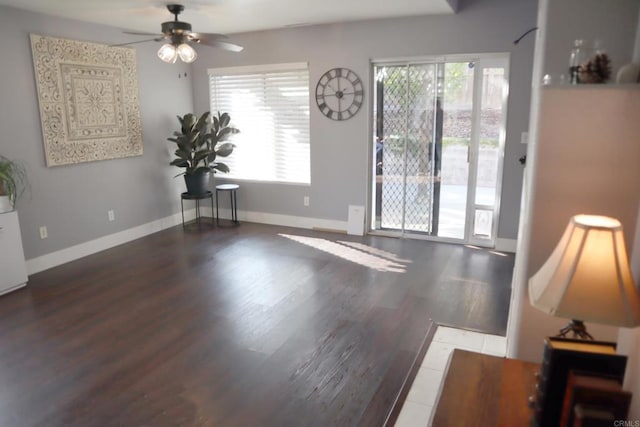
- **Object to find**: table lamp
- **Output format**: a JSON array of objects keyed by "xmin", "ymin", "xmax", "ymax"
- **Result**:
[
  {"xmin": 529, "ymin": 214, "xmax": 640, "ymax": 338},
  {"xmin": 528, "ymin": 214, "xmax": 640, "ymax": 426}
]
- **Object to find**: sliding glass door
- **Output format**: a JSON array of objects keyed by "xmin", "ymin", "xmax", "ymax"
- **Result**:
[{"xmin": 371, "ymin": 55, "xmax": 509, "ymax": 246}]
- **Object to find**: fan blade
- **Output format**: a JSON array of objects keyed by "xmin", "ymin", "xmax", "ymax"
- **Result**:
[
  {"xmin": 196, "ymin": 38, "xmax": 244, "ymax": 52},
  {"xmin": 188, "ymin": 32, "xmax": 229, "ymax": 41},
  {"xmin": 123, "ymin": 31, "xmax": 164, "ymax": 36},
  {"xmin": 111, "ymin": 38, "xmax": 164, "ymax": 47}
]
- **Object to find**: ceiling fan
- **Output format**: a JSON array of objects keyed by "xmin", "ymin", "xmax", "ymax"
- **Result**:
[{"xmin": 118, "ymin": 4, "xmax": 243, "ymax": 64}]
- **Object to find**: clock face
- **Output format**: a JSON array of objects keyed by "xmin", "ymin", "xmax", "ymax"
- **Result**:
[{"xmin": 315, "ymin": 67, "xmax": 364, "ymax": 121}]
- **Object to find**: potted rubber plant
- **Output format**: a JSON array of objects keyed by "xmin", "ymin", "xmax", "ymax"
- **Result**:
[
  {"xmin": 0, "ymin": 155, "xmax": 27, "ymax": 213},
  {"xmin": 169, "ymin": 111, "xmax": 238, "ymax": 194}
]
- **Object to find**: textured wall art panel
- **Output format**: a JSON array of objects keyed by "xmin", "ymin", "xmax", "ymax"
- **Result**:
[{"xmin": 30, "ymin": 34, "xmax": 143, "ymax": 166}]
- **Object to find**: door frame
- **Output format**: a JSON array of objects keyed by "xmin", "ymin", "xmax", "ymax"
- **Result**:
[
  {"xmin": 367, "ymin": 53, "xmax": 511, "ymax": 247},
  {"xmin": 466, "ymin": 56, "xmax": 510, "ymax": 247}
]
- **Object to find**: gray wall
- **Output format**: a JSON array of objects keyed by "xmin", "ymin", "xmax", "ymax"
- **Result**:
[
  {"xmin": 0, "ymin": 6, "xmax": 193, "ymax": 259},
  {"xmin": 542, "ymin": 0, "xmax": 639, "ymax": 80},
  {"xmin": 190, "ymin": 0, "xmax": 537, "ymax": 241}
]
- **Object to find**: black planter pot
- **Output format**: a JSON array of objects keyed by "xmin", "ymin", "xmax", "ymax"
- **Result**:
[{"xmin": 184, "ymin": 172, "xmax": 210, "ymax": 195}]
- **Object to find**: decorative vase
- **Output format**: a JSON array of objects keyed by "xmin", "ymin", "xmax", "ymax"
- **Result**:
[
  {"xmin": 0, "ymin": 195, "xmax": 12, "ymax": 213},
  {"xmin": 569, "ymin": 39, "xmax": 588, "ymax": 84},
  {"xmin": 183, "ymin": 172, "xmax": 209, "ymax": 195}
]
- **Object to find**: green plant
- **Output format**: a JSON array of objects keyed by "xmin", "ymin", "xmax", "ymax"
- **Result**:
[
  {"xmin": 0, "ymin": 155, "xmax": 27, "ymax": 207},
  {"xmin": 169, "ymin": 111, "xmax": 239, "ymax": 176}
]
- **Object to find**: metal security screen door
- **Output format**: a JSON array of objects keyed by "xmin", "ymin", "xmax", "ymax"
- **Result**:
[
  {"xmin": 373, "ymin": 63, "xmax": 438, "ymax": 234},
  {"xmin": 371, "ymin": 56, "xmax": 509, "ymax": 246}
]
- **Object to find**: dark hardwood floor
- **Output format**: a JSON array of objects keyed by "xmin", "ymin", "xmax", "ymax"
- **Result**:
[{"xmin": 0, "ymin": 221, "xmax": 513, "ymax": 426}]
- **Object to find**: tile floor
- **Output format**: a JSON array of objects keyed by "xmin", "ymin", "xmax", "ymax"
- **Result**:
[{"xmin": 394, "ymin": 326, "xmax": 507, "ymax": 427}]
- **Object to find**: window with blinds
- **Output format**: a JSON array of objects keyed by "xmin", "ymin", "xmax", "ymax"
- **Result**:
[{"xmin": 208, "ymin": 63, "xmax": 310, "ymax": 184}]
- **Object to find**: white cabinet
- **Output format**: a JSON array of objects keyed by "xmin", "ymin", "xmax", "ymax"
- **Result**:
[{"xmin": 0, "ymin": 211, "xmax": 28, "ymax": 295}]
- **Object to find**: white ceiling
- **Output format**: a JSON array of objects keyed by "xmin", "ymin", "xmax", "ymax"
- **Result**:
[{"xmin": 0, "ymin": 0, "xmax": 456, "ymax": 35}]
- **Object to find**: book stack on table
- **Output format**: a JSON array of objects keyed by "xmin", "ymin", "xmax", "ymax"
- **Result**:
[{"xmin": 531, "ymin": 337, "xmax": 629, "ymax": 427}]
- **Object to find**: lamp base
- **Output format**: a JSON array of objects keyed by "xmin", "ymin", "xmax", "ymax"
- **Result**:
[{"xmin": 556, "ymin": 319, "xmax": 594, "ymax": 340}]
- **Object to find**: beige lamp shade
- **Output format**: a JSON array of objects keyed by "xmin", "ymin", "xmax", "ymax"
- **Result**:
[{"xmin": 529, "ymin": 214, "xmax": 640, "ymax": 327}]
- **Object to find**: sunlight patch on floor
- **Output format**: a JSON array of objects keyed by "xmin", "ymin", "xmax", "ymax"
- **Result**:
[
  {"xmin": 338, "ymin": 241, "xmax": 412, "ymax": 264},
  {"xmin": 489, "ymin": 250, "xmax": 508, "ymax": 257},
  {"xmin": 464, "ymin": 244, "xmax": 484, "ymax": 250},
  {"xmin": 279, "ymin": 234, "xmax": 408, "ymax": 273},
  {"xmin": 445, "ymin": 276, "xmax": 489, "ymax": 286}
]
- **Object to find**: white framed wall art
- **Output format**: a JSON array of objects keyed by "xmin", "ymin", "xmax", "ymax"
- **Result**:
[{"xmin": 30, "ymin": 34, "xmax": 143, "ymax": 166}]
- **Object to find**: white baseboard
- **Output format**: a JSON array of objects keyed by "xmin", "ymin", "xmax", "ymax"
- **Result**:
[
  {"xmin": 26, "ymin": 209, "xmax": 195, "ymax": 275},
  {"xmin": 26, "ymin": 208, "xmax": 348, "ymax": 275},
  {"xmin": 198, "ymin": 206, "xmax": 348, "ymax": 231},
  {"xmin": 495, "ymin": 238, "xmax": 517, "ymax": 253},
  {"xmin": 27, "ymin": 204, "xmax": 515, "ymax": 275},
  {"xmin": 218, "ymin": 208, "xmax": 348, "ymax": 232},
  {"xmin": 0, "ymin": 282, "xmax": 27, "ymax": 296}
]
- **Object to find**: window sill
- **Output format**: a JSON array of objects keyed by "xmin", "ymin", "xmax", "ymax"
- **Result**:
[{"xmin": 214, "ymin": 176, "xmax": 311, "ymax": 187}]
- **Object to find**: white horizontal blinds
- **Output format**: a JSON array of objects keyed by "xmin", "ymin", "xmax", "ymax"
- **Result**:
[{"xmin": 209, "ymin": 64, "xmax": 310, "ymax": 184}]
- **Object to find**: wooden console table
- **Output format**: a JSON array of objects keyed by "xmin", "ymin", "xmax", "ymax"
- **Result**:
[{"xmin": 432, "ymin": 349, "xmax": 540, "ymax": 426}]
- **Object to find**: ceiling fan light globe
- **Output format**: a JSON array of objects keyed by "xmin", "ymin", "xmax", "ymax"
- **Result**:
[
  {"xmin": 177, "ymin": 43, "xmax": 197, "ymax": 63},
  {"xmin": 157, "ymin": 43, "xmax": 178, "ymax": 63}
]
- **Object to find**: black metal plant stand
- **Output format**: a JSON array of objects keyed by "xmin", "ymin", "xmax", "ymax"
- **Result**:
[{"xmin": 180, "ymin": 191, "xmax": 214, "ymax": 227}]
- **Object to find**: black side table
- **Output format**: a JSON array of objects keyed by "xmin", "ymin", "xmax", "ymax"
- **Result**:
[
  {"xmin": 181, "ymin": 191, "xmax": 214, "ymax": 227},
  {"xmin": 215, "ymin": 184, "xmax": 239, "ymax": 224}
]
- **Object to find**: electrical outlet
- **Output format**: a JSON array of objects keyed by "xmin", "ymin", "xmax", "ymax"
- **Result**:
[
  {"xmin": 39, "ymin": 226, "xmax": 48, "ymax": 239},
  {"xmin": 108, "ymin": 210, "xmax": 115, "ymax": 222},
  {"xmin": 304, "ymin": 196, "xmax": 310, "ymax": 207}
]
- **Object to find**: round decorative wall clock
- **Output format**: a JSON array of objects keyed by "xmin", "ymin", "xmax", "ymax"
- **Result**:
[{"xmin": 315, "ymin": 67, "xmax": 364, "ymax": 121}]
